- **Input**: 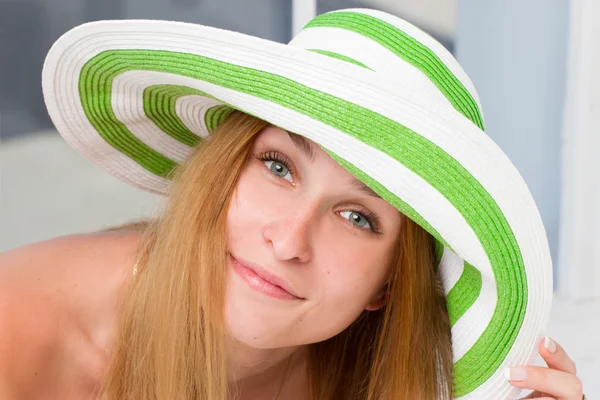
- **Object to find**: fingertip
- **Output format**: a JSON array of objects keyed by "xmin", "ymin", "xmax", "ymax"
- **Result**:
[{"xmin": 543, "ymin": 336, "xmax": 557, "ymax": 354}]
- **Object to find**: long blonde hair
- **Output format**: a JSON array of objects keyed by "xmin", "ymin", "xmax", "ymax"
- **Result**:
[{"xmin": 100, "ymin": 111, "xmax": 453, "ymax": 399}]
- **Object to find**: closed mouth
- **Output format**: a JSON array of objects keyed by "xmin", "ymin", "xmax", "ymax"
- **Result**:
[{"xmin": 229, "ymin": 253, "xmax": 304, "ymax": 300}]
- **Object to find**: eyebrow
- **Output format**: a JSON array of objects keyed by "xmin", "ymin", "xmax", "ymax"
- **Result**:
[
  {"xmin": 286, "ymin": 130, "xmax": 315, "ymax": 162},
  {"xmin": 348, "ymin": 177, "xmax": 382, "ymax": 199},
  {"xmin": 285, "ymin": 130, "xmax": 382, "ymax": 200}
]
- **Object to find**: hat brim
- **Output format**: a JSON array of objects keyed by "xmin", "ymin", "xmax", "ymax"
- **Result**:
[{"xmin": 42, "ymin": 17, "xmax": 553, "ymax": 399}]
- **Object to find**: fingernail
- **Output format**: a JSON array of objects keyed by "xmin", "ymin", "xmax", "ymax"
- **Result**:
[
  {"xmin": 544, "ymin": 336, "xmax": 557, "ymax": 354},
  {"xmin": 504, "ymin": 367, "xmax": 528, "ymax": 381}
]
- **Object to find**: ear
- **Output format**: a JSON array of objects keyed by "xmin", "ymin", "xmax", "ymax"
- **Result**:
[{"xmin": 364, "ymin": 289, "xmax": 389, "ymax": 311}]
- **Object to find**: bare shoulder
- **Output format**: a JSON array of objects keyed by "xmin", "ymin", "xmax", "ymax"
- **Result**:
[
  {"xmin": 0, "ymin": 231, "xmax": 140, "ymax": 308},
  {"xmin": 0, "ymin": 229, "xmax": 141, "ymax": 277},
  {"xmin": 0, "ymin": 230, "xmax": 141, "ymax": 397}
]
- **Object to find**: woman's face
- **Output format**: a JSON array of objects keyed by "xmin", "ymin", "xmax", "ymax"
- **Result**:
[{"xmin": 225, "ymin": 125, "xmax": 402, "ymax": 349}]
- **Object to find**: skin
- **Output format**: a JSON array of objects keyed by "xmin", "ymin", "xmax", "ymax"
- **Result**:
[
  {"xmin": 0, "ymin": 230, "xmax": 140, "ymax": 399},
  {"xmin": 512, "ymin": 338, "xmax": 584, "ymax": 400},
  {"xmin": 0, "ymin": 125, "xmax": 585, "ymax": 399}
]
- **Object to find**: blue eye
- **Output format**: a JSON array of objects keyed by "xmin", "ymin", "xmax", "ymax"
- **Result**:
[
  {"xmin": 255, "ymin": 151, "xmax": 295, "ymax": 183},
  {"xmin": 339, "ymin": 209, "xmax": 383, "ymax": 235},
  {"xmin": 340, "ymin": 210, "xmax": 371, "ymax": 229},
  {"xmin": 265, "ymin": 160, "xmax": 292, "ymax": 181}
]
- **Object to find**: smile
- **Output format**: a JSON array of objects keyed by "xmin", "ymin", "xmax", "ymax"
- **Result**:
[{"xmin": 229, "ymin": 254, "xmax": 304, "ymax": 300}]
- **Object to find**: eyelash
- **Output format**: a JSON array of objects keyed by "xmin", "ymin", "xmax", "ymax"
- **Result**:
[
  {"xmin": 253, "ymin": 150, "xmax": 383, "ymax": 236},
  {"xmin": 347, "ymin": 208, "xmax": 383, "ymax": 235},
  {"xmin": 254, "ymin": 150, "xmax": 296, "ymax": 178}
]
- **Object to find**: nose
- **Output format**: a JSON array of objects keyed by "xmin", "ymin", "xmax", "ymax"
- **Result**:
[{"xmin": 262, "ymin": 202, "xmax": 316, "ymax": 263}]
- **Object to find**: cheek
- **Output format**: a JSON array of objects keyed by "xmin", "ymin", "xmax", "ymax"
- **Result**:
[
  {"xmin": 227, "ymin": 167, "xmax": 277, "ymax": 239},
  {"xmin": 325, "ymin": 256, "xmax": 387, "ymax": 304},
  {"xmin": 301, "ymin": 240, "xmax": 393, "ymax": 339},
  {"xmin": 319, "ymin": 232, "xmax": 393, "ymax": 297}
]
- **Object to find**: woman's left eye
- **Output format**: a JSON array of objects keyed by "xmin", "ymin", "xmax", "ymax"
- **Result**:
[
  {"xmin": 340, "ymin": 210, "xmax": 381, "ymax": 235},
  {"xmin": 340, "ymin": 210, "xmax": 369, "ymax": 229}
]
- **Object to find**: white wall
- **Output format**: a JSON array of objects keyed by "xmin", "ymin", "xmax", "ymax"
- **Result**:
[
  {"xmin": 455, "ymin": 0, "xmax": 570, "ymax": 282},
  {"xmin": 558, "ymin": 0, "xmax": 600, "ymax": 300},
  {"xmin": 0, "ymin": 132, "xmax": 161, "ymax": 252}
]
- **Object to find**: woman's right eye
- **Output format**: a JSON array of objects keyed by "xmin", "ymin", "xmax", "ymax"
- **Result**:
[
  {"xmin": 265, "ymin": 160, "xmax": 292, "ymax": 182},
  {"xmin": 254, "ymin": 151, "xmax": 295, "ymax": 183}
]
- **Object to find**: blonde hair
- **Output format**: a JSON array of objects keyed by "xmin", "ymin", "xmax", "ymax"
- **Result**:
[{"xmin": 100, "ymin": 111, "xmax": 452, "ymax": 399}]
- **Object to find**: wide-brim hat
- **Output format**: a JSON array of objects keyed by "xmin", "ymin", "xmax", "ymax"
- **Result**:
[{"xmin": 41, "ymin": 8, "xmax": 553, "ymax": 399}]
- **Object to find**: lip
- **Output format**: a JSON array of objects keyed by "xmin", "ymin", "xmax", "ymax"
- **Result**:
[{"xmin": 229, "ymin": 254, "xmax": 304, "ymax": 300}]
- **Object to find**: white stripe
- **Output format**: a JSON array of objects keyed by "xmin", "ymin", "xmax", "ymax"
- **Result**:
[
  {"xmin": 112, "ymin": 75, "xmax": 224, "ymax": 160},
  {"xmin": 176, "ymin": 95, "xmax": 223, "ymax": 138},
  {"xmin": 176, "ymin": 95, "xmax": 205, "ymax": 136},
  {"xmin": 340, "ymin": 8, "xmax": 483, "ymax": 114},
  {"xmin": 112, "ymin": 74, "xmax": 193, "ymax": 163},
  {"xmin": 438, "ymin": 246, "xmax": 499, "ymax": 361},
  {"xmin": 438, "ymin": 246, "xmax": 464, "ymax": 296},
  {"xmin": 289, "ymin": 27, "xmax": 454, "ymax": 111},
  {"xmin": 450, "ymin": 275, "xmax": 497, "ymax": 361}
]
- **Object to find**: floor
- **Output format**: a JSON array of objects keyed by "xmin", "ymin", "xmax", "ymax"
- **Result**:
[{"xmin": 1, "ymin": 132, "xmax": 598, "ymax": 398}]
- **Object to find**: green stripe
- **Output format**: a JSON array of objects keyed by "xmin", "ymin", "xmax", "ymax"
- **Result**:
[
  {"xmin": 143, "ymin": 85, "xmax": 203, "ymax": 147},
  {"xmin": 79, "ymin": 57, "xmax": 177, "ymax": 177},
  {"xmin": 144, "ymin": 84, "xmax": 232, "ymax": 147},
  {"xmin": 79, "ymin": 49, "xmax": 526, "ymax": 396},
  {"xmin": 205, "ymin": 105, "xmax": 233, "ymax": 132},
  {"xmin": 446, "ymin": 262, "xmax": 483, "ymax": 326},
  {"xmin": 308, "ymin": 49, "xmax": 372, "ymax": 69},
  {"xmin": 305, "ymin": 11, "xmax": 484, "ymax": 130}
]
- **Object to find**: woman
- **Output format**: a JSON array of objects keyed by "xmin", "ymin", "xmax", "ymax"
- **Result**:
[{"xmin": 0, "ymin": 8, "xmax": 584, "ymax": 400}]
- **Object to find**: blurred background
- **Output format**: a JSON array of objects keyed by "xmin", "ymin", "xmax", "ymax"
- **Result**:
[{"xmin": 0, "ymin": 0, "xmax": 598, "ymax": 396}]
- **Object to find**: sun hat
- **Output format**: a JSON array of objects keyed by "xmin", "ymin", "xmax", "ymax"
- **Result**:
[{"xmin": 41, "ymin": 8, "xmax": 553, "ymax": 399}]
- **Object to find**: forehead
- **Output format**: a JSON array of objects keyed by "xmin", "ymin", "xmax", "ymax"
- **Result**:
[{"xmin": 258, "ymin": 125, "xmax": 383, "ymax": 201}]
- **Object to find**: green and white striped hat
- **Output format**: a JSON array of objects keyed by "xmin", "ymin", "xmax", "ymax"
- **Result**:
[{"xmin": 42, "ymin": 8, "xmax": 552, "ymax": 399}]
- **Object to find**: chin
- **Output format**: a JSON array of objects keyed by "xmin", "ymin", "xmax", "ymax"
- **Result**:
[
  {"xmin": 223, "ymin": 272, "xmax": 304, "ymax": 348},
  {"xmin": 223, "ymin": 311, "xmax": 293, "ymax": 349}
]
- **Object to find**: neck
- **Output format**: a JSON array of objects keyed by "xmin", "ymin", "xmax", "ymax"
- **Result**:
[{"xmin": 226, "ymin": 340, "xmax": 309, "ymax": 399}]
